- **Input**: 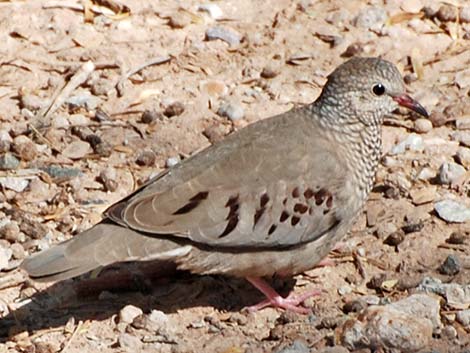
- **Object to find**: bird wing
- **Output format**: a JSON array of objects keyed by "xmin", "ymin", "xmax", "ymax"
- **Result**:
[{"xmin": 107, "ymin": 109, "xmax": 347, "ymax": 248}]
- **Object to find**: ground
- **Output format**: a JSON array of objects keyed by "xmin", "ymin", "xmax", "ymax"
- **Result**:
[{"xmin": 0, "ymin": 0, "xmax": 470, "ymax": 352}]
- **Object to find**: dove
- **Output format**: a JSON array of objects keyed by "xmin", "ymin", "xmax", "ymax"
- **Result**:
[{"xmin": 22, "ymin": 57, "xmax": 428, "ymax": 312}]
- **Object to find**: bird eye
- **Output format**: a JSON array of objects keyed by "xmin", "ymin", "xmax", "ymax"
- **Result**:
[{"xmin": 372, "ymin": 83, "xmax": 385, "ymax": 96}]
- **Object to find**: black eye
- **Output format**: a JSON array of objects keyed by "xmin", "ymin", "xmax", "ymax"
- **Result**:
[{"xmin": 372, "ymin": 83, "xmax": 385, "ymax": 96}]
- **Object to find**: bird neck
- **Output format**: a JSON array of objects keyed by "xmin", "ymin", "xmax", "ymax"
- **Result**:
[{"xmin": 308, "ymin": 103, "xmax": 383, "ymax": 201}]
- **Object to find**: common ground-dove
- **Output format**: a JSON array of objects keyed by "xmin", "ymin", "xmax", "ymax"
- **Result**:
[{"xmin": 22, "ymin": 57, "xmax": 428, "ymax": 313}]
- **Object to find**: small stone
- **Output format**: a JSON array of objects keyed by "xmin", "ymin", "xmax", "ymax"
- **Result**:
[
  {"xmin": 341, "ymin": 42, "xmax": 363, "ymax": 58},
  {"xmin": 447, "ymin": 232, "xmax": 466, "ymax": 245},
  {"xmin": 410, "ymin": 186, "xmax": 436, "ymax": 205},
  {"xmin": 417, "ymin": 167, "xmax": 435, "ymax": 181},
  {"xmin": 455, "ymin": 147, "xmax": 470, "ymax": 168},
  {"xmin": 206, "ymin": 26, "xmax": 242, "ymax": 46},
  {"xmin": 203, "ymin": 124, "xmax": 230, "ymax": 144},
  {"xmin": 456, "ymin": 309, "xmax": 470, "ymax": 326},
  {"xmin": 165, "ymin": 156, "xmax": 180, "ymax": 168},
  {"xmin": 402, "ymin": 221, "xmax": 424, "ymax": 234},
  {"xmin": 68, "ymin": 114, "xmax": 89, "ymax": 126},
  {"xmin": 261, "ymin": 66, "xmax": 280, "ymax": 79},
  {"xmin": 228, "ymin": 313, "xmax": 248, "ymax": 326},
  {"xmin": 461, "ymin": 7, "xmax": 470, "ymax": 23},
  {"xmin": 429, "ymin": 111, "xmax": 448, "ymax": 127},
  {"xmin": 12, "ymin": 136, "xmax": 37, "ymax": 162},
  {"xmin": 388, "ymin": 294, "xmax": 442, "ymax": 331},
  {"xmin": 274, "ymin": 339, "xmax": 309, "ymax": 353},
  {"xmin": 20, "ymin": 94, "xmax": 45, "ymax": 111},
  {"xmin": 136, "ymin": 150, "xmax": 156, "ymax": 166},
  {"xmin": 99, "ymin": 168, "xmax": 118, "ymax": 192},
  {"xmin": 0, "ymin": 153, "xmax": 20, "ymax": 170},
  {"xmin": 94, "ymin": 141, "xmax": 112, "ymax": 157},
  {"xmin": 0, "ymin": 246, "xmax": 12, "ymax": 271},
  {"xmin": 217, "ymin": 102, "xmax": 245, "ymax": 121},
  {"xmin": 343, "ymin": 299, "xmax": 367, "ymax": 314},
  {"xmin": 338, "ymin": 285, "xmax": 352, "ymax": 295},
  {"xmin": 0, "ymin": 222, "xmax": 21, "ymax": 242},
  {"xmin": 200, "ymin": 80, "xmax": 228, "ymax": 97},
  {"xmin": 403, "ymin": 73, "xmax": 418, "ymax": 84},
  {"xmin": 163, "ymin": 102, "xmax": 185, "ymax": 117},
  {"xmin": 455, "ymin": 69, "xmax": 470, "ymax": 89},
  {"xmin": 423, "ymin": 6, "xmax": 438, "ymax": 19},
  {"xmin": 41, "ymin": 166, "xmax": 82, "ymax": 182},
  {"xmin": 384, "ymin": 230, "xmax": 405, "ymax": 247},
  {"xmin": 0, "ymin": 177, "xmax": 29, "ymax": 192},
  {"xmin": 66, "ymin": 93, "xmax": 100, "ymax": 110},
  {"xmin": 352, "ymin": 6, "xmax": 387, "ymax": 29},
  {"xmin": 452, "ymin": 131, "xmax": 470, "ymax": 147},
  {"xmin": 456, "ymin": 116, "xmax": 470, "ymax": 130},
  {"xmin": 441, "ymin": 325, "xmax": 457, "ymax": 339},
  {"xmin": 375, "ymin": 222, "xmax": 397, "ymax": 239},
  {"xmin": 141, "ymin": 110, "xmax": 161, "ymax": 124},
  {"xmin": 435, "ymin": 199, "xmax": 470, "ymax": 223},
  {"xmin": 439, "ymin": 255, "xmax": 461, "ymax": 276},
  {"xmin": 436, "ymin": 4, "xmax": 458, "ymax": 22},
  {"xmin": 414, "ymin": 118, "xmax": 433, "ymax": 133},
  {"xmin": 437, "ymin": 162, "xmax": 466, "ymax": 185},
  {"xmin": 10, "ymin": 243, "xmax": 25, "ymax": 260},
  {"xmin": 168, "ymin": 11, "xmax": 191, "ymax": 28},
  {"xmin": 119, "ymin": 305, "xmax": 143, "ymax": 324},
  {"xmin": 118, "ymin": 333, "xmax": 142, "ymax": 352},
  {"xmin": 61, "ymin": 140, "xmax": 92, "ymax": 160},
  {"xmin": 0, "ymin": 130, "xmax": 12, "ymax": 153},
  {"xmin": 132, "ymin": 309, "xmax": 168, "ymax": 332},
  {"xmin": 390, "ymin": 133, "xmax": 423, "ymax": 155},
  {"xmin": 198, "ymin": 3, "xmax": 223, "ymax": 19}
]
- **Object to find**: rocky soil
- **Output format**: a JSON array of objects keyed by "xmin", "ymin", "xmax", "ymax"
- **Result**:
[{"xmin": 1, "ymin": 0, "xmax": 470, "ymax": 352}]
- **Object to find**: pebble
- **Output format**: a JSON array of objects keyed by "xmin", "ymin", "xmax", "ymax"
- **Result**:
[
  {"xmin": 118, "ymin": 333, "xmax": 142, "ymax": 352},
  {"xmin": 343, "ymin": 299, "xmax": 367, "ymax": 314},
  {"xmin": 435, "ymin": 199, "xmax": 470, "ymax": 223},
  {"xmin": 414, "ymin": 118, "xmax": 433, "ymax": 133},
  {"xmin": 119, "ymin": 305, "xmax": 143, "ymax": 324},
  {"xmin": 217, "ymin": 102, "xmax": 245, "ymax": 121},
  {"xmin": 200, "ymin": 80, "xmax": 228, "ymax": 97},
  {"xmin": 418, "ymin": 277, "xmax": 470, "ymax": 310},
  {"xmin": 52, "ymin": 116, "xmax": 70, "ymax": 129},
  {"xmin": 447, "ymin": 232, "xmax": 466, "ymax": 245},
  {"xmin": 455, "ymin": 69, "xmax": 470, "ymax": 89},
  {"xmin": 410, "ymin": 186, "xmax": 436, "ymax": 205},
  {"xmin": 437, "ymin": 162, "xmax": 466, "ymax": 185},
  {"xmin": 352, "ymin": 6, "xmax": 387, "ymax": 30},
  {"xmin": 0, "ymin": 222, "xmax": 21, "ymax": 242},
  {"xmin": 0, "ymin": 177, "xmax": 30, "ymax": 192},
  {"xmin": 0, "ymin": 153, "xmax": 20, "ymax": 170},
  {"xmin": 229, "ymin": 313, "xmax": 248, "ymax": 326},
  {"xmin": 68, "ymin": 114, "xmax": 89, "ymax": 126},
  {"xmin": 340, "ymin": 305, "xmax": 432, "ymax": 351},
  {"xmin": 452, "ymin": 131, "xmax": 470, "ymax": 147},
  {"xmin": 338, "ymin": 286, "xmax": 352, "ymax": 296},
  {"xmin": 198, "ymin": 3, "xmax": 223, "ymax": 19},
  {"xmin": 20, "ymin": 94, "xmax": 45, "ymax": 111},
  {"xmin": 41, "ymin": 166, "xmax": 82, "ymax": 182},
  {"xmin": 99, "ymin": 168, "xmax": 118, "ymax": 192},
  {"xmin": 165, "ymin": 156, "xmax": 180, "ymax": 168},
  {"xmin": 341, "ymin": 42, "xmax": 363, "ymax": 58},
  {"xmin": 0, "ymin": 130, "xmax": 12, "ymax": 153},
  {"xmin": 314, "ymin": 348, "xmax": 349, "ymax": 353},
  {"xmin": 417, "ymin": 167, "xmax": 435, "ymax": 181},
  {"xmin": 10, "ymin": 243, "xmax": 25, "ymax": 259},
  {"xmin": 261, "ymin": 65, "xmax": 280, "ymax": 79},
  {"xmin": 141, "ymin": 110, "xmax": 161, "ymax": 124},
  {"xmin": 163, "ymin": 102, "xmax": 185, "ymax": 117},
  {"xmin": 168, "ymin": 11, "xmax": 191, "ymax": 28},
  {"xmin": 203, "ymin": 124, "xmax": 230, "ymax": 144},
  {"xmin": 441, "ymin": 325, "xmax": 458, "ymax": 339},
  {"xmin": 436, "ymin": 4, "xmax": 458, "ymax": 22},
  {"xmin": 429, "ymin": 111, "xmax": 448, "ymax": 127},
  {"xmin": 12, "ymin": 136, "xmax": 37, "ymax": 162},
  {"xmin": 455, "ymin": 147, "xmax": 470, "ymax": 168},
  {"xmin": 274, "ymin": 340, "xmax": 309, "ymax": 353},
  {"xmin": 0, "ymin": 246, "xmax": 12, "ymax": 271},
  {"xmin": 387, "ymin": 294, "xmax": 442, "ymax": 331},
  {"xmin": 456, "ymin": 309, "xmax": 470, "ymax": 326},
  {"xmin": 461, "ymin": 7, "xmax": 470, "ymax": 23},
  {"xmin": 384, "ymin": 230, "xmax": 405, "ymax": 247},
  {"xmin": 66, "ymin": 93, "xmax": 100, "ymax": 110},
  {"xmin": 439, "ymin": 254, "xmax": 461, "ymax": 276},
  {"xmin": 136, "ymin": 150, "xmax": 156, "ymax": 166},
  {"xmin": 390, "ymin": 133, "xmax": 423, "ymax": 155},
  {"xmin": 456, "ymin": 116, "xmax": 470, "ymax": 130},
  {"xmin": 206, "ymin": 26, "xmax": 242, "ymax": 46},
  {"xmin": 61, "ymin": 140, "xmax": 92, "ymax": 160},
  {"xmin": 132, "ymin": 309, "xmax": 169, "ymax": 332}
]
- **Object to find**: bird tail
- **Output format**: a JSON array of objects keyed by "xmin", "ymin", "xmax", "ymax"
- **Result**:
[{"xmin": 21, "ymin": 220, "xmax": 188, "ymax": 282}]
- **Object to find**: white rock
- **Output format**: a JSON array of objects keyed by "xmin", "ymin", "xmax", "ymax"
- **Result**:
[
  {"xmin": 437, "ymin": 162, "xmax": 466, "ymax": 184},
  {"xmin": 418, "ymin": 277, "xmax": 470, "ymax": 310},
  {"xmin": 119, "ymin": 305, "xmax": 143, "ymax": 324},
  {"xmin": 435, "ymin": 199, "xmax": 470, "ymax": 223},
  {"xmin": 390, "ymin": 133, "xmax": 423, "ymax": 155},
  {"xmin": 217, "ymin": 102, "xmax": 245, "ymax": 121},
  {"xmin": 388, "ymin": 294, "xmax": 442, "ymax": 330},
  {"xmin": 61, "ymin": 140, "xmax": 92, "ymax": 160},
  {"xmin": 456, "ymin": 116, "xmax": 470, "ymax": 130},
  {"xmin": 414, "ymin": 118, "xmax": 433, "ymax": 133},
  {"xmin": 166, "ymin": 156, "xmax": 180, "ymax": 168},
  {"xmin": 198, "ymin": 4, "xmax": 223, "ymax": 19},
  {"xmin": 417, "ymin": 167, "xmax": 435, "ymax": 181},
  {"xmin": 0, "ymin": 177, "xmax": 30, "ymax": 192},
  {"xmin": 352, "ymin": 6, "xmax": 387, "ymax": 30},
  {"xmin": 456, "ymin": 147, "xmax": 470, "ymax": 168},
  {"xmin": 0, "ymin": 246, "xmax": 12, "ymax": 271},
  {"xmin": 455, "ymin": 69, "xmax": 470, "ymax": 89},
  {"xmin": 118, "ymin": 333, "xmax": 142, "ymax": 352},
  {"xmin": 456, "ymin": 309, "xmax": 470, "ymax": 326}
]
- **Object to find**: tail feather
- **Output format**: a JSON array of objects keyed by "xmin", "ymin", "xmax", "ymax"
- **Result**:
[{"xmin": 21, "ymin": 220, "xmax": 184, "ymax": 282}]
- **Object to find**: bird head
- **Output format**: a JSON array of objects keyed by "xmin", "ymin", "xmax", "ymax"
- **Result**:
[{"xmin": 317, "ymin": 57, "xmax": 428, "ymax": 127}]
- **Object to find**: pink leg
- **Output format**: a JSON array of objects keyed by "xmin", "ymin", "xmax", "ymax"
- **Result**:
[{"xmin": 244, "ymin": 276, "xmax": 321, "ymax": 314}]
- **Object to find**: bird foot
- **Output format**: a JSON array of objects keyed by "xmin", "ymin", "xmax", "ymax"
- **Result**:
[{"xmin": 245, "ymin": 276, "xmax": 321, "ymax": 314}]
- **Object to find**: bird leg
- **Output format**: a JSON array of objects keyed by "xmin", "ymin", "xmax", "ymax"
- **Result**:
[{"xmin": 245, "ymin": 276, "xmax": 321, "ymax": 314}]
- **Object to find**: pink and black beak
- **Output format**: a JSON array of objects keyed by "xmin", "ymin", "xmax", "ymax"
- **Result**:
[{"xmin": 393, "ymin": 93, "xmax": 428, "ymax": 118}]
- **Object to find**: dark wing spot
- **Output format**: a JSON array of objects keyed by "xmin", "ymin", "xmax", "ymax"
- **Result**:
[
  {"xmin": 253, "ymin": 207, "xmax": 265, "ymax": 228},
  {"xmin": 260, "ymin": 193, "xmax": 270, "ymax": 208},
  {"xmin": 279, "ymin": 210, "xmax": 289, "ymax": 223},
  {"xmin": 282, "ymin": 198, "xmax": 288, "ymax": 205},
  {"xmin": 268, "ymin": 224, "xmax": 277, "ymax": 235},
  {"xmin": 219, "ymin": 194, "xmax": 240, "ymax": 238},
  {"xmin": 190, "ymin": 191, "xmax": 209, "ymax": 201},
  {"xmin": 323, "ymin": 209, "xmax": 330, "ymax": 215},
  {"xmin": 294, "ymin": 203, "xmax": 308, "ymax": 214},
  {"xmin": 315, "ymin": 188, "xmax": 329, "ymax": 206},
  {"xmin": 291, "ymin": 216, "xmax": 301, "ymax": 226},
  {"xmin": 326, "ymin": 195, "xmax": 333, "ymax": 209},
  {"xmin": 219, "ymin": 215, "xmax": 239, "ymax": 238},
  {"xmin": 292, "ymin": 187, "xmax": 300, "ymax": 198},
  {"xmin": 304, "ymin": 188, "xmax": 315, "ymax": 199}
]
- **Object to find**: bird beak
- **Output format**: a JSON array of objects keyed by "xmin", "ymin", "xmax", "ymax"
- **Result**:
[{"xmin": 393, "ymin": 94, "xmax": 429, "ymax": 118}]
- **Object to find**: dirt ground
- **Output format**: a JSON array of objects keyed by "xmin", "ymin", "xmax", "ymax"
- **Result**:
[{"xmin": 0, "ymin": 0, "xmax": 470, "ymax": 352}]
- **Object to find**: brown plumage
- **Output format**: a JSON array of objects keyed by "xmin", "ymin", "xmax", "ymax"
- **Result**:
[{"xmin": 21, "ymin": 57, "xmax": 428, "ymax": 312}]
